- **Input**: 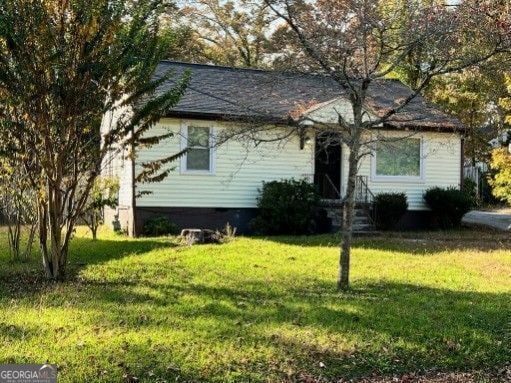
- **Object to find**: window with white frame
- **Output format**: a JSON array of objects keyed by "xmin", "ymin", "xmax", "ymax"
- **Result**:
[
  {"xmin": 373, "ymin": 137, "xmax": 422, "ymax": 179},
  {"xmin": 183, "ymin": 126, "xmax": 213, "ymax": 173}
]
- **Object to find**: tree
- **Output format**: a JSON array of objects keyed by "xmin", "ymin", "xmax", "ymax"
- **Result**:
[
  {"xmin": 0, "ymin": 0, "xmax": 190, "ymax": 279},
  {"xmin": 0, "ymin": 158, "xmax": 37, "ymax": 262},
  {"xmin": 179, "ymin": 0, "xmax": 273, "ymax": 67},
  {"xmin": 499, "ymin": 74, "xmax": 511, "ymax": 125},
  {"xmin": 427, "ymin": 66, "xmax": 509, "ymax": 164},
  {"xmin": 263, "ymin": 0, "xmax": 510, "ymax": 289},
  {"xmin": 385, "ymin": 2, "xmax": 511, "ymax": 165},
  {"xmin": 81, "ymin": 177, "xmax": 120, "ymax": 241},
  {"xmin": 489, "ymin": 148, "xmax": 511, "ymax": 204}
]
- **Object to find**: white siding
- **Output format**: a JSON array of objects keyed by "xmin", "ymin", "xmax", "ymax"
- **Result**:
[
  {"xmin": 135, "ymin": 118, "xmax": 314, "ymax": 208},
  {"xmin": 100, "ymin": 111, "xmax": 133, "ymax": 208},
  {"xmin": 341, "ymin": 131, "xmax": 462, "ymax": 210},
  {"xmin": 113, "ymin": 116, "xmax": 460, "ymax": 211},
  {"xmin": 100, "ymin": 108, "xmax": 134, "ymax": 234},
  {"xmin": 305, "ymin": 98, "xmax": 379, "ymax": 125}
]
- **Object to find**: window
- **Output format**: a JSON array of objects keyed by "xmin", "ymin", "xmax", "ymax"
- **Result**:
[
  {"xmin": 182, "ymin": 126, "xmax": 214, "ymax": 173},
  {"xmin": 373, "ymin": 138, "xmax": 422, "ymax": 180}
]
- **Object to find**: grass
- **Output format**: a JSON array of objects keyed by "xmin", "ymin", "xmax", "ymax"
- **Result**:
[{"xmin": 0, "ymin": 227, "xmax": 510, "ymax": 382}]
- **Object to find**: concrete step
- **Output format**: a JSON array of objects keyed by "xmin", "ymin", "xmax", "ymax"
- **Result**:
[
  {"xmin": 353, "ymin": 224, "xmax": 373, "ymax": 231},
  {"xmin": 321, "ymin": 204, "xmax": 375, "ymax": 233},
  {"xmin": 341, "ymin": 230, "xmax": 381, "ymax": 236},
  {"xmin": 354, "ymin": 209, "xmax": 368, "ymax": 217}
]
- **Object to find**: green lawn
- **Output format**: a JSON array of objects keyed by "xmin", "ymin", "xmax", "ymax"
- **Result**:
[{"xmin": 0, "ymin": 228, "xmax": 510, "ymax": 382}]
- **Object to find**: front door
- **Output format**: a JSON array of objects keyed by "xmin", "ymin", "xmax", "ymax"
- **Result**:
[{"xmin": 314, "ymin": 134, "xmax": 341, "ymax": 199}]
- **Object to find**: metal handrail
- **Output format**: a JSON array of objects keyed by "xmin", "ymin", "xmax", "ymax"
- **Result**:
[
  {"xmin": 354, "ymin": 175, "xmax": 376, "ymax": 225},
  {"xmin": 323, "ymin": 174, "xmax": 341, "ymax": 199},
  {"xmin": 354, "ymin": 175, "xmax": 374, "ymax": 204}
]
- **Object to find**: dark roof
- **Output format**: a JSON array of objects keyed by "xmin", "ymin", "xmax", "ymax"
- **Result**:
[{"xmin": 155, "ymin": 61, "xmax": 463, "ymax": 131}]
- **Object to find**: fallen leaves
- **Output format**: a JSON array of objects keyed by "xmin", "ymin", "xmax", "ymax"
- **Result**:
[{"xmin": 295, "ymin": 365, "xmax": 511, "ymax": 383}]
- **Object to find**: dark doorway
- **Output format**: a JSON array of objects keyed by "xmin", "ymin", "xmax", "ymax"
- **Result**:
[{"xmin": 314, "ymin": 134, "xmax": 341, "ymax": 199}]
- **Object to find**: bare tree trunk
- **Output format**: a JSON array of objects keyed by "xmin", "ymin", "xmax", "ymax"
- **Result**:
[
  {"xmin": 7, "ymin": 197, "xmax": 23, "ymax": 261},
  {"xmin": 338, "ymin": 99, "xmax": 364, "ymax": 291},
  {"xmin": 38, "ymin": 180, "xmax": 72, "ymax": 280},
  {"xmin": 91, "ymin": 213, "xmax": 98, "ymax": 241},
  {"xmin": 338, "ymin": 141, "xmax": 360, "ymax": 290},
  {"xmin": 7, "ymin": 220, "xmax": 21, "ymax": 260},
  {"xmin": 23, "ymin": 222, "xmax": 37, "ymax": 261},
  {"xmin": 39, "ymin": 199, "xmax": 51, "ymax": 276}
]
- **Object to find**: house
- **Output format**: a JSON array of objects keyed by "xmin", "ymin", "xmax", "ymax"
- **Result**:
[{"xmin": 103, "ymin": 61, "xmax": 464, "ymax": 235}]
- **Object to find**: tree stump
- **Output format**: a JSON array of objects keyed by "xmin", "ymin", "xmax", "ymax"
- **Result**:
[
  {"xmin": 180, "ymin": 229, "xmax": 224, "ymax": 245},
  {"xmin": 180, "ymin": 229, "xmax": 204, "ymax": 245}
]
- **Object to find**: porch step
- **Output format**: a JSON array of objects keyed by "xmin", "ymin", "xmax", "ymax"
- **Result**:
[{"xmin": 320, "ymin": 203, "xmax": 375, "ymax": 233}]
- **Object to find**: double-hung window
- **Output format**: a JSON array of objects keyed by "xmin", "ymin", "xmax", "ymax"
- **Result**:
[
  {"xmin": 182, "ymin": 126, "xmax": 214, "ymax": 173},
  {"xmin": 372, "ymin": 137, "xmax": 423, "ymax": 181}
]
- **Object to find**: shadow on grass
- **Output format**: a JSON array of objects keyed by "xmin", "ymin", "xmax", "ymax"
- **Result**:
[
  {"xmin": 263, "ymin": 229, "xmax": 511, "ymax": 254},
  {"xmin": 72, "ymin": 278, "xmax": 511, "ymax": 379},
  {"xmin": 0, "ymin": 236, "xmax": 175, "ymax": 296},
  {"xmin": 69, "ymin": 236, "xmax": 176, "ymax": 265},
  {"xmin": 0, "ymin": 233, "xmax": 509, "ymax": 380}
]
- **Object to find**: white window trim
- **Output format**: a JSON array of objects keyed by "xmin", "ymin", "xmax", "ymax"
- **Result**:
[
  {"xmin": 370, "ymin": 136, "xmax": 425, "ymax": 183},
  {"xmin": 180, "ymin": 122, "xmax": 216, "ymax": 175}
]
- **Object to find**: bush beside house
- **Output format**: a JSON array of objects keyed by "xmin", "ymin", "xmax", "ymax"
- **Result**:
[
  {"xmin": 463, "ymin": 177, "xmax": 479, "ymax": 207},
  {"xmin": 251, "ymin": 179, "xmax": 320, "ymax": 235},
  {"xmin": 143, "ymin": 216, "xmax": 180, "ymax": 236},
  {"xmin": 373, "ymin": 193, "xmax": 408, "ymax": 230},
  {"xmin": 424, "ymin": 187, "xmax": 473, "ymax": 229}
]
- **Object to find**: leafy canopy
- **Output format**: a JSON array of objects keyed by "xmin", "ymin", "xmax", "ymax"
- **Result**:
[
  {"xmin": 0, "ymin": 0, "xmax": 189, "ymax": 277},
  {"xmin": 490, "ymin": 148, "xmax": 511, "ymax": 205}
]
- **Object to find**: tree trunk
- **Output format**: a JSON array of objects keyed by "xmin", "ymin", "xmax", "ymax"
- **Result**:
[
  {"xmin": 23, "ymin": 223, "xmax": 37, "ymax": 261},
  {"xmin": 38, "ymin": 180, "xmax": 73, "ymax": 280},
  {"xmin": 338, "ymin": 142, "xmax": 360, "ymax": 290},
  {"xmin": 338, "ymin": 98, "xmax": 364, "ymax": 291},
  {"xmin": 91, "ymin": 213, "xmax": 98, "ymax": 241}
]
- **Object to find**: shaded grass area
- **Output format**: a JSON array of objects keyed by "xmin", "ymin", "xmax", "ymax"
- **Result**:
[{"xmin": 0, "ymin": 227, "xmax": 509, "ymax": 382}]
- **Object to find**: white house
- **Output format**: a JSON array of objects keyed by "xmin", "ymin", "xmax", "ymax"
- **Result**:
[{"xmin": 103, "ymin": 61, "xmax": 464, "ymax": 235}]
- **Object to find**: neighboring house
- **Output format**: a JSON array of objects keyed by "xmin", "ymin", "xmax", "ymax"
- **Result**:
[{"xmin": 103, "ymin": 61, "xmax": 464, "ymax": 235}]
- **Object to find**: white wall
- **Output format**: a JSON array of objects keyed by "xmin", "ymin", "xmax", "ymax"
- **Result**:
[
  {"xmin": 135, "ymin": 118, "xmax": 315, "ymax": 208},
  {"xmin": 100, "ymin": 109, "xmax": 134, "ymax": 234},
  {"xmin": 305, "ymin": 97, "xmax": 380, "ymax": 125},
  {"xmin": 117, "ymin": 116, "xmax": 460, "ymax": 211},
  {"xmin": 341, "ymin": 131, "xmax": 462, "ymax": 210}
]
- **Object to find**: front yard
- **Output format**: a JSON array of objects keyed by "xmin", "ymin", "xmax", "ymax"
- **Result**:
[{"xmin": 0, "ymin": 228, "xmax": 510, "ymax": 382}]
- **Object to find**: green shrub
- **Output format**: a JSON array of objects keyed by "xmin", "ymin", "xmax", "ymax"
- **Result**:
[
  {"xmin": 373, "ymin": 193, "xmax": 408, "ymax": 230},
  {"xmin": 424, "ymin": 187, "xmax": 473, "ymax": 229},
  {"xmin": 463, "ymin": 177, "xmax": 478, "ymax": 207},
  {"xmin": 251, "ymin": 179, "xmax": 320, "ymax": 235},
  {"xmin": 143, "ymin": 216, "xmax": 179, "ymax": 236}
]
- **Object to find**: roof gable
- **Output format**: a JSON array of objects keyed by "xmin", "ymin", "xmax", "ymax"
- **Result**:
[{"xmin": 302, "ymin": 98, "xmax": 380, "ymax": 126}]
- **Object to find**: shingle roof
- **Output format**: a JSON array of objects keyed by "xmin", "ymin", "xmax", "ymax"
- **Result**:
[{"xmin": 155, "ymin": 61, "xmax": 463, "ymax": 131}]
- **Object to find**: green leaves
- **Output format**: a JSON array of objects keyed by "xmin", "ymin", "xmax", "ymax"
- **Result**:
[
  {"xmin": 489, "ymin": 148, "xmax": 511, "ymax": 205},
  {"xmin": 0, "ymin": 0, "xmax": 189, "ymax": 275}
]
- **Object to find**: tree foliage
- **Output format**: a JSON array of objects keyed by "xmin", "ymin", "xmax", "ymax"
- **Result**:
[
  {"xmin": 0, "ymin": 0, "xmax": 189, "ymax": 279},
  {"xmin": 81, "ymin": 177, "xmax": 120, "ymax": 240},
  {"xmin": 0, "ymin": 158, "xmax": 37, "ymax": 261},
  {"xmin": 489, "ymin": 148, "xmax": 511, "ymax": 205},
  {"xmin": 427, "ymin": 65, "xmax": 509, "ymax": 164},
  {"xmin": 178, "ymin": 0, "xmax": 273, "ymax": 67},
  {"xmin": 499, "ymin": 74, "xmax": 511, "ymax": 125}
]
